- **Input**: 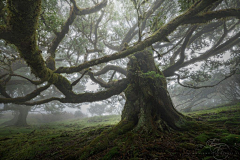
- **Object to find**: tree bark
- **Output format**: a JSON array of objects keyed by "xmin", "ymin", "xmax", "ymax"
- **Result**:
[
  {"xmin": 14, "ymin": 106, "xmax": 31, "ymax": 127},
  {"xmin": 121, "ymin": 50, "xmax": 185, "ymax": 132}
]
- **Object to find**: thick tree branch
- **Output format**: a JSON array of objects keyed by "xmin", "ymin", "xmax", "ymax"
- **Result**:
[
  {"xmin": 93, "ymin": 11, "xmax": 104, "ymax": 48},
  {"xmin": 169, "ymin": 26, "xmax": 197, "ymax": 67},
  {"xmin": 47, "ymin": 6, "xmax": 76, "ymax": 57},
  {"xmin": 17, "ymin": 97, "xmax": 64, "ymax": 106},
  {"xmin": 179, "ymin": 31, "xmax": 240, "ymax": 69},
  {"xmin": 88, "ymin": 71, "xmax": 111, "ymax": 88},
  {"xmin": 10, "ymin": 74, "xmax": 44, "ymax": 85},
  {"xmin": 71, "ymin": 69, "xmax": 90, "ymax": 87},
  {"xmin": 2, "ymin": 0, "xmax": 75, "ymax": 99},
  {"xmin": 93, "ymin": 65, "xmax": 127, "ymax": 76},
  {"xmin": 72, "ymin": 0, "xmax": 107, "ymax": 15},
  {"xmin": 89, "ymin": 71, "xmax": 125, "ymax": 88},
  {"xmin": 164, "ymin": 30, "xmax": 240, "ymax": 77},
  {"xmin": 168, "ymin": 22, "xmax": 223, "ymax": 64},
  {"xmin": 20, "ymin": 78, "xmax": 128, "ymax": 105},
  {"xmin": 105, "ymin": 0, "xmax": 165, "ymax": 51},
  {"xmin": 55, "ymin": 0, "xmax": 222, "ymax": 74},
  {"xmin": 86, "ymin": 48, "xmax": 103, "ymax": 54},
  {"xmin": 0, "ymin": 83, "xmax": 11, "ymax": 98},
  {"xmin": 157, "ymin": 37, "xmax": 184, "ymax": 61},
  {"xmin": 48, "ymin": 0, "xmax": 107, "ymax": 57},
  {"xmin": 175, "ymin": 70, "xmax": 237, "ymax": 89},
  {"xmin": 103, "ymin": 41, "xmax": 120, "ymax": 51},
  {"xmin": 184, "ymin": 8, "xmax": 240, "ymax": 25},
  {"xmin": 2, "ymin": 0, "xmax": 233, "ymax": 105},
  {"xmin": 3, "ymin": 80, "xmax": 32, "ymax": 85},
  {"xmin": 0, "ymin": 83, "xmax": 51, "ymax": 103}
]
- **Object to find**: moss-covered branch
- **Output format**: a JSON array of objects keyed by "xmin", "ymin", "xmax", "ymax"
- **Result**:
[
  {"xmin": 71, "ymin": 78, "xmax": 128, "ymax": 103},
  {"xmin": 72, "ymin": 0, "xmax": 107, "ymax": 15},
  {"xmin": 10, "ymin": 74, "xmax": 45, "ymax": 85},
  {"xmin": 93, "ymin": 65, "xmax": 127, "ymax": 76},
  {"xmin": 169, "ymin": 22, "xmax": 223, "ymax": 65},
  {"xmin": 0, "ymin": 83, "xmax": 51, "ymax": 103},
  {"xmin": 163, "ymin": 26, "xmax": 197, "ymax": 77},
  {"xmin": 55, "ymin": 0, "xmax": 222, "ymax": 74},
  {"xmin": 89, "ymin": 71, "xmax": 126, "ymax": 88},
  {"xmin": 1, "ymin": 0, "xmax": 236, "ymax": 104},
  {"xmin": 47, "ymin": 6, "xmax": 77, "ymax": 57},
  {"xmin": 184, "ymin": 8, "xmax": 240, "ymax": 25},
  {"xmin": 47, "ymin": 0, "xmax": 107, "ymax": 61},
  {"xmin": 0, "ymin": 83, "xmax": 11, "ymax": 98},
  {"xmin": 16, "ymin": 78, "xmax": 128, "ymax": 105},
  {"xmin": 2, "ymin": 0, "xmax": 74, "ymax": 99},
  {"xmin": 163, "ymin": 30, "xmax": 240, "ymax": 77}
]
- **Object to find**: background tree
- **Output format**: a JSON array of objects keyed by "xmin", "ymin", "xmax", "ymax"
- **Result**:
[
  {"xmin": 74, "ymin": 110, "xmax": 87, "ymax": 118},
  {"xmin": 169, "ymin": 64, "xmax": 240, "ymax": 112},
  {"xmin": 88, "ymin": 103, "xmax": 106, "ymax": 116}
]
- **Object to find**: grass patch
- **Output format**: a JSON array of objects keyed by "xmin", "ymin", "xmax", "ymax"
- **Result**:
[
  {"xmin": 0, "ymin": 103, "xmax": 239, "ymax": 160},
  {"xmin": 195, "ymin": 133, "xmax": 210, "ymax": 143},
  {"xmin": 0, "ymin": 115, "xmax": 120, "ymax": 160}
]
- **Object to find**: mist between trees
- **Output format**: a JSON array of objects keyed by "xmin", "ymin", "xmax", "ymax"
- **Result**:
[{"xmin": 0, "ymin": 0, "xmax": 239, "ymax": 130}]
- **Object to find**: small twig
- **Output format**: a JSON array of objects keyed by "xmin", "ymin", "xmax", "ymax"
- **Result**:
[{"xmin": 175, "ymin": 70, "xmax": 237, "ymax": 89}]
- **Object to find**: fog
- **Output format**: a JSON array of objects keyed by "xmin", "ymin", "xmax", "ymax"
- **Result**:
[{"xmin": 0, "ymin": 0, "xmax": 240, "ymax": 159}]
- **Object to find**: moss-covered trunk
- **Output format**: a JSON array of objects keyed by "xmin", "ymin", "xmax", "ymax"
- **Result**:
[
  {"xmin": 14, "ymin": 106, "xmax": 31, "ymax": 127},
  {"xmin": 121, "ymin": 50, "xmax": 185, "ymax": 132}
]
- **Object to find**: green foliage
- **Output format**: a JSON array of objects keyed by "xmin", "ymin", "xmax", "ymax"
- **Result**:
[
  {"xmin": 140, "ymin": 71, "xmax": 164, "ymax": 79},
  {"xmin": 0, "ymin": 104, "xmax": 240, "ymax": 160},
  {"xmin": 220, "ymin": 133, "xmax": 240, "ymax": 145},
  {"xmin": 195, "ymin": 133, "xmax": 210, "ymax": 142},
  {"xmin": 187, "ymin": 103, "xmax": 240, "ymax": 115},
  {"xmin": 0, "ymin": 115, "xmax": 120, "ymax": 160},
  {"xmin": 41, "ymin": 0, "xmax": 65, "ymax": 32},
  {"xmin": 178, "ymin": 0, "xmax": 196, "ymax": 12},
  {"xmin": 101, "ymin": 147, "xmax": 119, "ymax": 160},
  {"xmin": 150, "ymin": 11, "xmax": 166, "ymax": 33},
  {"xmin": 179, "ymin": 142, "xmax": 195, "ymax": 150}
]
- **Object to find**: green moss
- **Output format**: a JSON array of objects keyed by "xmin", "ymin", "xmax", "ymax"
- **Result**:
[
  {"xmin": 79, "ymin": 120, "xmax": 135, "ymax": 159},
  {"xmin": 140, "ymin": 71, "xmax": 165, "ymax": 79},
  {"xmin": 220, "ymin": 134, "xmax": 240, "ymax": 145},
  {"xmin": 224, "ymin": 120, "xmax": 240, "ymax": 125},
  {"xmin": 112, "ymin": 120, "xmax": 135, "ymax": 135},
  {"xmin": 124, "ymin": 84, "xmax": 133, "ymax": 95},
  {"xmin": 195, "ymin": 133, "xmax": 210, "ymax": 143},
  {"xmin": 174, "ymin": 136, "xmax": 189, "ymax": 142},
  {"xmin": 101, "ymin": 147, "xmax": 119, "ymax": 160},
  {"xmin": 179, "ymin": 142, "xmax": 195, "ymax": 150},
  {"xmin": 175, "ymin": 117, "xmax": 189, "ymax": 128}
]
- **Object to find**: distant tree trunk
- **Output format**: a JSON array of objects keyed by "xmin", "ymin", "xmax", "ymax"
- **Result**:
[
  {"xmin": 182, "ymin": 101, "xmax": 195, "ymax": 112},
  {"xmin": 121, "ymin": 50, "xmax": 185, "ymax": 133},
  {"xmin": 0, "ymin": 111, "xmax": 19, "ymax": 126},
  {"xmin": 14, "ymin": 106, "xmax": 31, "ymax": 127},
  {"xmin": 182, "ymin": 106, "xmax": 192, "ymax": 113}
]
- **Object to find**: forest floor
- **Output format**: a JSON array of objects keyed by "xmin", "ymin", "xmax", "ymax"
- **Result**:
[{"xmin": 0, "ymin": 103, "xmax": 240, "ymax": 160}]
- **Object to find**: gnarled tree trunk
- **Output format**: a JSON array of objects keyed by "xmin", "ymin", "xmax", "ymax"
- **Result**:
[
  {"xmin": 121, "ymin": 50, "xmax": 185, "ymax": 132},
  {"xmin": 71, "ymin": 51, "xmax": 189, "ymax": 159}
]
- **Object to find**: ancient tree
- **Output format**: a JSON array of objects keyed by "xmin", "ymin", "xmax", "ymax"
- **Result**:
[{"xmin": 0, "ymin": 0, "xmax": 240, "ymax": 131}]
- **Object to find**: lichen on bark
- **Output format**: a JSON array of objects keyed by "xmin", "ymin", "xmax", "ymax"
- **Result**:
[
  {"xmin": 4, "ymin": 0, "xmax": 73, "ymax": 97},
  {"xmin": 122, "ymin": 50, "xmax": 185, "ymax": 133}
]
